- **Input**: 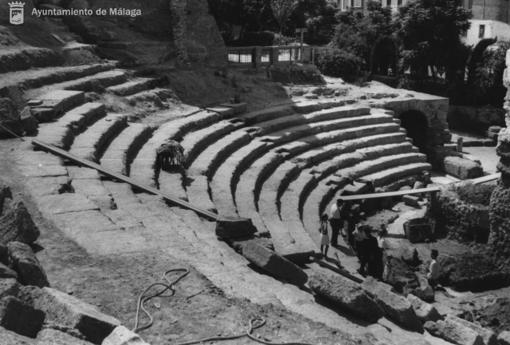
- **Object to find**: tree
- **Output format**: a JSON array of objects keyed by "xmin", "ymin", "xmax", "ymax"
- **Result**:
[
  {"xmin": 330, "ymin": 1, "xmax": 396, "ymax": 69},
  {"xmin": 270, "ymin": 0, "xmax": 298, "ymax": 34},
  {"xmin": 288, "ymin": 0, "xmax": 338, "ymax": 45},
  {"xmin": 397, "ymin": 0, "xmax": 472, "ymax": 81},
  {"xmin": 470, "ymin": 41, "xmax": 510, "ymax": 107}
]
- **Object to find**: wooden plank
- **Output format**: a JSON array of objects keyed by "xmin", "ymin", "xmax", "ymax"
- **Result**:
[
  {"xmin": 339, "ymin": 173, "xmax": 501, "ymax": 202},
  {"xmin": 32, "ymin": 139, "xmax": 219, "ymax": 221},
  {"xmin": 339, "ymin": 186, "xmax": 441, "ymax": 202},
  {"xmin": 470, "ymin": 173, "xmax": 500, "ymax": 185}
]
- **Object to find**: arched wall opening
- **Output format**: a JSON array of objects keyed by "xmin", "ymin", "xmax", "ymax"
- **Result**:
[{"xmin": 399, "ymin": 110, "xmax": 429, "ymax": 155}]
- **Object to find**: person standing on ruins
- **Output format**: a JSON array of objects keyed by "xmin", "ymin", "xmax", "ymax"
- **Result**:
[
  {"xmin": 329, "ymin": 199, "xmax": 343, "ymax": 247},
  {"xmin": 319, "ymin": 214, "xmax": 330, "ymax": 258},
  {"xmin": 427, "ymin": 249, "xmax": 440, "ymax": 288}
]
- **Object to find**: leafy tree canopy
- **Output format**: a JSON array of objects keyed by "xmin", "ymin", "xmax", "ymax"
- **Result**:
[{"xmin": 397, "ymin": 0, "xmax": 472, "ymax": 80}]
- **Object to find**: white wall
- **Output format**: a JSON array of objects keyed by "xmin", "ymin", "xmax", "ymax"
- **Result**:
[{"xmin": 464, "ymin": 19, "xmax": 510, "ymax": 46}]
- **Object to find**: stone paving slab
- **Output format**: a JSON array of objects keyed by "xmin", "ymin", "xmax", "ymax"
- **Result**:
[
  {"xmin": 20, "ymin": 164, "xmax": 68, "ymax": 178},
  {"xmin": 25, "ymin": 176, "xmax": 70, "ymax": 196},
  {"xmin": 37, "ymin": 194, "xmax": 98, "ymax": 215}
]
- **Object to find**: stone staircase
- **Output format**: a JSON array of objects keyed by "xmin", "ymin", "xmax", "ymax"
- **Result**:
[{"xmin": 3, "ymin": 51, "xmax": 444, "ymax": 344}]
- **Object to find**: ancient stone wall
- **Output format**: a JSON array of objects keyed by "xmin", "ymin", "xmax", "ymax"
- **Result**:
[{"xmin": 489, "ymin": 49, "xmax": 510, "ymax": 259}]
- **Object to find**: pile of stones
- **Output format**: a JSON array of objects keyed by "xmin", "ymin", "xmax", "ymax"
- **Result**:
[
  {"xmin": 308, "ymin": 268, "xmax": 507, "ymax": 345},
  {"xmin": 0, "ymin": 183, "xmax": 149, "ymax": 345}
]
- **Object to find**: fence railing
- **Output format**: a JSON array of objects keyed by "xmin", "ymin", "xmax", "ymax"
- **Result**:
[{"xmin": 226, "ymin": 45, "xmax": 316, "ymax": 68}]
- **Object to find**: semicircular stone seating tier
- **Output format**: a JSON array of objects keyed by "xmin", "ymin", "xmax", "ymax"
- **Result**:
[
  {"xmin": 122, "ymin": 100, "xmax": 432, "ymax": 264},
  {"xmin": 12, "ymin": 50, "xmax": 440, "ymax": 343}
]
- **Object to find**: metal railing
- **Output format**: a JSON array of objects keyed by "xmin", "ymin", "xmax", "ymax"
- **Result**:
[{"xmin": 226, "ymin": 45, "xmax": 316, "ymax": 68}]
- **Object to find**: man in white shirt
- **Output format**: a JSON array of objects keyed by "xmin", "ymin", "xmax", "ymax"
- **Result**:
[
  {"xmin": 329, "ymin": 199, "xmax": 343, "ymax": 247},
  {"xmin": 427, "ymin": 249, "xmax": 440, "ymax": 288}
]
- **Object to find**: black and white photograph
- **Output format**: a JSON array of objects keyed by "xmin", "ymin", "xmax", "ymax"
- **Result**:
[{"xmin": 0, "ymin": 0, "xmax": 509, "ymax": 344}]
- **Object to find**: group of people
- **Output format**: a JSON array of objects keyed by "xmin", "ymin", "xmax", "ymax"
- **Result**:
[{"xmin": 319, "ymin": 199, "xmax": 388, "ymax": 279}]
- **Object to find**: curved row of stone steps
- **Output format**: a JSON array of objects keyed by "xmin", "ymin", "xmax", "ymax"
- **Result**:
[
  {"xmin": 100, "ymin": 123, "xmax": 154, "ymax": 175},
  {"xmin": 105, "ymin": 77, "xmax": 157, "ymax": 96},
  {"xmin": 0, "ymin": 46, "xmax": 62, "ymax": 74},
  {"xmin": 69, "ymin": 113, "xmax": 128, "ymax": 162},
  {"xmin": 24, "ymin": 69, "xmax": 130, "ymax": 99},
  {"xmin": 0, "ymin": 62, "xmax": 117, "ymax": 92},
  {"xmin": 36, "ymin": 102, "xmax": 106, "ymax": 149}
]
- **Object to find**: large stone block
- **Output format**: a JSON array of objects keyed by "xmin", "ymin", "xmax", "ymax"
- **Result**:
[
  {"xmin": 447, "ymin": 316, "xmax": 497, "ymax": 345},
  {"xmin": 241, "ymin": 242, "xmax": 308, "ymax": 286},
  {"xmin": 25, "ymin": 287, "xmax": 120, "ymax": 344},
  {"xmin": 7, "ymin": 242, "xmax": 49, "ymax": 287},
  {"xmin": 425, "ymin": 318, "xmax": 484, "ymax": 345},
  {"xmin": 37, "ymin": 328, "xmax": 95, "ymax": 345},
  {"xmin": 406, "ymin": 294, "xmax": 440, "ymax": 323},
  {"xmin": 444, "ymin": 156, "xmax": 483, "ymax": 180},
  {"xmin": 0, "ymin": 296, "xmax": 45, "ymax": 338},
  {"xmin": 0, "ymin": 200, "xmax": 40, "ymax": 245},
  {"xmin": 308, "ymin": 271, "xmax": 383, "ymax": 323},
  {"xmin": 362, "ymin": 277, "xmax": 423, "ymax": 332},
  {"xmin": 102, "ymin": 326, "xmax": 150, "ymax": 345},
  {"xmin": 215, "ymin": 217, "xmax": 256, "ymax": 239},
  {"xmin": 405, "ymin": 273, "xmax": 434, "ymax": 303}
]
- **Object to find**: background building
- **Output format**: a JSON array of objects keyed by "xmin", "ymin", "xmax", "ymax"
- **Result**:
[{"xmin": 462, "ymin": 0, "xmax": 510, "ymax": 45}]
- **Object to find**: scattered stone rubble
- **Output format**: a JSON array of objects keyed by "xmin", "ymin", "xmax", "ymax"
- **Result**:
[{"xmin": 0, "ymin": 182, "xmax": 150, "ymax": 345}]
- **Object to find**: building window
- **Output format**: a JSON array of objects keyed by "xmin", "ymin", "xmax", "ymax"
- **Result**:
[
  {"xmin": 468, "ymin": 0, "xmax": 473, "ymax": 9},
  {"xmin": 479, "ymin": 24, "xmax": 485, "ymax": 39},
  {"xmin": 353, "ymin": 0, "xmax": 362, "ymax": 8},
  {"xmin": 398, "ymin": 0, "xmax": 402, "ymax": 6}
]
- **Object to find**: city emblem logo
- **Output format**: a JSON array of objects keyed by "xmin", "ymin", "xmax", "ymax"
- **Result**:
[{"xmin": 8, "ymin": 2, "xmax": 25, "ymax": 25}]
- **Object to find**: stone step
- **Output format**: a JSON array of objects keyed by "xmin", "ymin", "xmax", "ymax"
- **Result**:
[
  {"xmin": 239, "ymin": 104, "xmax": 295, "ymax": 125},
  {"xmin": 359, "ymin": 162, "xmax": 432, "ymax": 187},
  {"xmin": 69, "ymin": 113, "xmax": 128, "ymax": 162},
  {"xmin": 293, "ymin": 99, "xmax": 350, "ymax": 113},
  {"xmin": 211, "ymin": 122, "xmax": 401, "ymax": 218},
  {"xmin": 235, "ymin": 127, "xmax": 407, "ymax": 219},
  {"xmin": 275, "ymin": 133, "xmax": 409, "ymax": 204},
  {"xmin": 210, "ymin": 140, "xmax": 269, "ymax": 217},
  {"xmin": 262, "ymin": 112, "xmax": 396, "ymax": 145},
  {"xmin": 105, "ymin": 77, "xmax": 157, "ymax": 96},
  {"xmin": 181, "ymin": 120, "xmax": 241, "ymax": 167},
  {"xmin": 258, "ymin": 211, "xmax": 317, "ymax": 262},
  {"xmin": 157, "ymin": 170, "xmax": 188, "ymax": 201},
  {"xmin": 30, "ymin": 90, "xmax": 86, "ymax": 122},
  {"xmin": 282, "ymin": 152, "xmax": 423, "ymax": 233},
  {"xmin": 186, "ymin": 176, "xmax": 217, "ymax": 213},
  {"xmin": 251, "ymin": 106, "xmax": 372, "ymax": 136},
  {"xmin": 130, "ymin": 110, "xmax": 220, "ymax": 187},
  {"xmin": 188, "ymin": 130, "xmax": 252, "ymax": 177},
  {"xmin": 36, "ymin": 102, "xmax": 106, "ymax": 149},
  {"xmin": 0, "ymin": 62, "xmax": 117, "ymax": 93},
  {"xmin": 238, "ymin": 135, "xmax": 410, "ymax": 231},
  {"xmin": 279, "ymin": 143, "xmax": 416, "ymax": 223},
  {"xmin": 124, "ymin": 88, "xmax": 176, "ymax": 106},
  {"xmin": 302, "ymin": 161, "xmax": 432, "ymax": 237},
  {"xmin": 0, "ymin": 46, "xmax": 62, "ymax": 73},
  {"xmin": 100, "ymin": 123, "xmax": 154, "ymax": 176},
  {"xmin": 25, "ymin": 69, "xmax": 130, "ymax": 99}
]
